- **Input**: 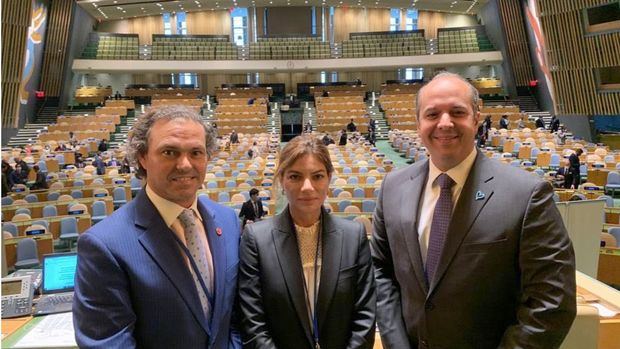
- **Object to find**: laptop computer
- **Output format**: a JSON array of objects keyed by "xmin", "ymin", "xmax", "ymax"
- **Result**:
[{"xmin": 33, "ymin": 252, "xmax": 78, "ymax": 316}]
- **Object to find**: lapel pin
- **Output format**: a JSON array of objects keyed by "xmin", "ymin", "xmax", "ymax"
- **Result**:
[
  {"xmin": 475, "ymin": 191, "xmax": 485, "ymax": 201},
  {"xmin": 216, "ymin": 227, "xmax": 222, "ymax": 236}
]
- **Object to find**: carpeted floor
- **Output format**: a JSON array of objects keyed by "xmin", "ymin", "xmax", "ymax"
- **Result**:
[{"xmin": 375, "ymin": 140, "xmax": 410, "ymax": 169}]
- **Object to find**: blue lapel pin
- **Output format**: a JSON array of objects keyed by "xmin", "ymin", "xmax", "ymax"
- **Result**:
[{"xmin": 475, "ymin": 191, "xmax": 485, "ymax": 201}]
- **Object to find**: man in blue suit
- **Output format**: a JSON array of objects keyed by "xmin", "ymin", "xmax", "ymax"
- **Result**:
[{"xmin": 73, "ymin": 106, "xmax": 242, "ymax": 349}]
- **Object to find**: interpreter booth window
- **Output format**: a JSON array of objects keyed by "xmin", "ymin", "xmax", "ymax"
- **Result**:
[
  {"xmin": 176, "ymin": 12, "xmax": 188, "ymax": 35},
  {"xmin": 390, "ymin": 8, "xmax": 401, "ymax": 31},
  {"xmin": 582, "ymin": 1, "xmax": 620, "ymax": 35},
  {"xmin": 405, "ymin": 9, "xmax": 418, "ymax": 31},
  {"xmin": 405, "ymin": 67, "xmax": 423, "ymax": 80},
  {"xmin": 595, "ymin": 66, "xmax": 620, "ymax": 93},
  {"xmin": 232, "ymin": 8, "xmax": 249, "ymax": 46},
  {"xmin": 320, "ymin": 71, "xmax": 327, "ymax": 83},
  {"xmin": 163, "ymin": 13, "xmax": 172, "ymax": 35},
  {"xmin": 312, "ymin": 7, "xmax": 318, "ymax": 36}
]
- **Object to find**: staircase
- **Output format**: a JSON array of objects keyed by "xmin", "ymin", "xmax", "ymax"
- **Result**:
[
  {"xmin": 6, "ymin": 98, "xmax": 60, "ymax": 147},
  {"xmin": 366, "ymin": 102, "xmax": 388, "ymax": 140},
  {"xmin": 514, "ymin": 95, "xmax": 540, "ymax": 113}
]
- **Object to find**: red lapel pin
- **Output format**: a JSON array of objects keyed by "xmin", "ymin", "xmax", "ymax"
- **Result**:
[{"xmin": 216, "ymin": 227, "xmax": 222, "ymax": 236}]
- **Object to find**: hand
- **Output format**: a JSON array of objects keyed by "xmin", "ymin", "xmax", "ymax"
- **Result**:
[{"xmin": 246, "ymin": 220, "xmax": 254, "ymax": 224}]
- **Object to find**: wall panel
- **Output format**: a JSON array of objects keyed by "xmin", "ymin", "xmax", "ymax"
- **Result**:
[
  {"xmin": 333, "ymin": 8, "xmax": 390, "ymax": 43},
  {"xmin": 1, "ymin": 0, "xmax": 31, "ymax": 128},
  {"xmin": 186, "ymin": 10, "xmax": 231, "ymax": 36},
  {"xmin": 40, "ymin": 0, "xmax": 72, "ymax": 97},
  {"xmin": 498, "ymin": 0, "xmax": 534, "ymax": 86},
  {"xmin": 417, "ymin": 10, "xmax": 446, "ymax": 39},
  {"xmin": 537, "ymin": 0, "xmax": 620, "ymax": 115},
  {"xmin": 97, "ymin": 15, "xmax": 164, "ymax": 44}
]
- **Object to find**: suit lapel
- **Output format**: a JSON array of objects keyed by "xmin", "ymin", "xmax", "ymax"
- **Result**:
[
  {"xmin": 271, "ymin": 209, "xmax": 314, "ymax": 344},
  {"xmin": 316, "ymin": 211, "xmax": 343, "ymax": 335},
  {"xmin": 199, "ymin": 199, "xmax": 225, "ymax": 340},
  {"xmin": 428, "ymin": 153, "xmax": 495, "ymax": 295},
  {"xmin": 400, "ymin": 162, "xmax": 430, "ymax": 294},
  {"xmin": 134, "ymin": 191, "xmax": 210, "ymax": 334}
]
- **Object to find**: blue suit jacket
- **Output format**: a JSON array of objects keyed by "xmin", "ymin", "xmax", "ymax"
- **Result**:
[{"xmin": 73, "ymin": 190, "xmax": 242, "ymax": 349}]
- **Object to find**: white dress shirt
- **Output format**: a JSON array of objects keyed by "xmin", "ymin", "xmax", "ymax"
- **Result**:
[
  {"xmin": 146, "ymin": 185, "xmax": 214, "ymax": 292},
  {"xmin": 417, "ymin": 148, "xmax": 477, "ymax": 264}
]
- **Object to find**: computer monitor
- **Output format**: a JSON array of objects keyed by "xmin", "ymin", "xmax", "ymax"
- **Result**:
[{"xmin": 41, "ymin": 253, "xmax": 78, "ymax": 295}]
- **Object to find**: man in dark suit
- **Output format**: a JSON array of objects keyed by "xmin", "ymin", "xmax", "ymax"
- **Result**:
[
  {"xmin": 13, "ymin": 156, "xmax": 30, "ymax": 178},
  {"xmin": 73, "ymin": 106, "xmax": 241, "ymax": 349},
  {"xmin": 347, "ymin": 119, "xmax": 357, "ymax": 132},
  {"xmin": 230, "ymin": 130, "xmax": 239, "ymax": 144},
  {"xmin": 238, "ymin": 188, "xmax": 265, "ymax": 228},
  {"xmin": 31, "ymin": 165, "xmax": 48, "ymax": 190},
  {"xmin": 535, "ymin": 116, "xmax": 545, "ymax": 129},
  {"xmin": 499, "ymin": 114, "xmax": 509, "ymax": 129},
  {"xmin": 569, "ymin": 148, "xmax": 583, "ymax": 189},
  {"xmin": 371, "ymin": 72, "xmax": 576, "ymax": 349}
]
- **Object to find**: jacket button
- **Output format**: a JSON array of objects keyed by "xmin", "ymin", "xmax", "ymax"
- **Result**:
[{"xmin": 425, "ymin": 302, "xmax": 434, "ymax": 310}]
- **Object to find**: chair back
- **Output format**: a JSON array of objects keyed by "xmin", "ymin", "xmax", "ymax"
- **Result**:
[
  {"xmin": 362, "ymin": 199, "xmax": 376, "ymax": 212},
  {"xmin": 343, "ymin": 205, "xmax": 361, "ymax": 213},
  {"xmin": 601, "ymin": 233, "xmax": 617, "ymax": 247},
  {"xmin": 607, "ymin": 171, "xmax": 620, "ymax": 185},
  {"xmin": 24, "ymin": 194, "xmax": 38, "ymax": 203},
  {"xmin": 113, "ymin": 187, "xmax": 126, "ymax": 200},
  {"xmin": 71, "ymin": 190, "xmax": 84, "ymax": 199},
  {"xmin": 1, "ymin": 196, "xmax": 14, "ymax": 205},
  {"xmin": 31, "ymin": 219, "xmax": 49, "ymax": 230},
  {"xmin": 57, "ymin": 194, "xmax": 74, "ymax": 202},
  {"xmin": 354, "ymin": 216, "xmax": 372, "ymax": 236},
  {"xmin": 60, "ymin": 217, "xmax": 78, "ymax": 237},
  {"xmin": 16, "ymin": 238, "xmax": 39, "ymax": 264},
  {"xmin": 2, "ymin": 222, "xmax": 18, "ymax": 236},
  {"xmin": 92, "ymin": 200, "xmax": 107, "ymax": 216},
  {"xmin": 42, "ymin": 205, "xmax": 58, "ymax": 217},
  {"xmin": 608, "ymin": 227, "xmax": 620, "ymax": 244},
  {"xmin": 12, "ymin": 213, "xmax": 32, "ymax": 222}
]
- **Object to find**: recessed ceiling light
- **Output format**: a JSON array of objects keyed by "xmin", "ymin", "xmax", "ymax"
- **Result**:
[{"xmin": 113, "ymin": 0, "xmax": 117, "ymax": 3}]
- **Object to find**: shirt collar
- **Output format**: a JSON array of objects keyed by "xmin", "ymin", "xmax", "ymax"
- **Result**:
[
  {"xmin": 145, "ymin": 185, "xmax": 202, "ymax": 228},
  {"xmin": 428, "ymin": 147, "xmax": 478, "ymax": 188}
]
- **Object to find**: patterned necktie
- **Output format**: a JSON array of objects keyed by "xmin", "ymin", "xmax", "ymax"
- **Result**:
[
  {"xmin": 178, "ymin": 208, "xmax": 211, "ymax": 318},
  {"xmin": 425, "ymin": 173, "xmax": 455, "ymax": 285}
]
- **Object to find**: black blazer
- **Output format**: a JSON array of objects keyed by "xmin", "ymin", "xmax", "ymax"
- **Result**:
[
  {"xmin": 238, "ymin": 207, "xmax": 376, "ymax": 349},
  {"xmin": 239, "ymin": 199, "xmax": 265, "ymax": 227}
]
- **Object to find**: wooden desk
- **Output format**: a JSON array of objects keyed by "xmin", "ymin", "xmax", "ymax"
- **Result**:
[
  {"xmin": 3, "ymin": 234, "xmax": 54, "ymax": 268},
  {"xmin": 588, "ymin": 169, "xmax": 610, "ymax": 186},
  {"xmin": 2, "ymin": 196, "xmax": 113, "ymax": 221},
  {"xmin": 598, "ymin": 248, "xmax": 620, "ymax": 287},
  {"xmin": 1, "ymin": 316, "xmax": 32, "ymax": 340},
  {"xmin": 11, "ymin": 214, "xmax": 92, "ymax": 239}
]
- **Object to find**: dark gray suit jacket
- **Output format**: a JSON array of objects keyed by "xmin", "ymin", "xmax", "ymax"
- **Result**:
[
  {"xmin": 238, "ymin": 207, "xmax": 376, "ymax": 349},
  {"xmin": 371, "ymin": 151, "xmax": 576, "ymax": 349}
]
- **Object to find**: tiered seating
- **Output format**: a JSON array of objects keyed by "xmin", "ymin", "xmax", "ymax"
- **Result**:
[
  {"xmin": 470, "ymin": 77, "xmax": 503, "ymax": 95},
  {"xmin": 309, "ymin": 85, "xmax": 366, "ymax": 99},
  {"xmin": 249, "ymin": 37, "xmax": 330, "ymax": 60},
  {"xmin": 315, "ymin": 96, "xmax": 368, "ymax": 133},
  {"xmin": 215, "ymin": 87, "xmax": 272, "ymax": 100},
  {"xmin": 151, "ymin": 99, "xmax": 203, "ymax": 113},
  {"xmin": 75, "ymin": 86, "xmax": 112, "ymax": 105},
  {"xmin": 81, "ymin": 33, "xmax": 139, "ymax": 60},
  {"xmin": 105, "ymin": 99, "xmax": 135, "ymax": 109},
  {"xmin": 34, "ymin": 114, "xmax": 121, "ymax": 150},
  {"xmin": 125, "ymin": 85, "xmax": 201, "ymax": 99},
  {"xmin": 480, "ymin": 105, "xmax": 530, "ymax": 129},
  {"xmin": 342, "ymin": 30, "xmax": 427, "ymax": 58},
  {"xmin": 214, "ymin": 90, "xmax": 269, "ymax": 134},
  {"xmin": 151, "ymin": 34, "xmax": 237, "ymax": 60},
  {"xmin": 379, "ymin": 90, "xmax": 417, "ymax": 131},
  {"xmin": 437, "ymin": 26, "xmax": 494, "ymax": 54}
]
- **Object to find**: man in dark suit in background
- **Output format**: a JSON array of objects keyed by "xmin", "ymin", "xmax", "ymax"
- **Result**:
[
  {"xmin": 555, "ymin": 159, "xmax": 573, "ymax": 189},
  {"xmin": 569, "ymin": 148, "xmax": 583, "ymax": 189},
  {"xmin": 73, "ymin": 106, "xmax": 241, "ymax": 349},
  {"xmin": 371, "ymin": 72, "xmax": 576, "ymax": 349},
  {"xmin": 238, "ymin": 188, "xmax": 265, "ymax": 228}
]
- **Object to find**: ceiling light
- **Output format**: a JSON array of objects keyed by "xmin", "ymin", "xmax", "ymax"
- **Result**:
[
  {"xmin": 113, "ymin": 0, "xmax": 117, "ymax": 3},
  {"xmin": 93, "ymin": 3, "xmax": 97, "ymax": 7}
]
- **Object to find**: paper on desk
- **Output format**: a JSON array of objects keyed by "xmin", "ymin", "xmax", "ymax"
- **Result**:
[
  {"xmin": 592, "ymin": 303, "xmax": 620, "ymax": 318},
  {"xmin": 13, "ymin": 312, "xmax": 76, "ymax": 348}
]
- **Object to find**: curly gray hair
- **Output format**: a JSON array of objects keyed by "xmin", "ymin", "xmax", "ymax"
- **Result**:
[
  {"xmin": 127, "ymin": 105, "xmax": 217, "ymax": 179},
  {"xmin": 415, "ymin": 71, "xmax": 480, "ymax": 118}
]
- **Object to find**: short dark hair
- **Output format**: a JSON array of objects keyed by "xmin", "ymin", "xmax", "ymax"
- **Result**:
[{"xmin": 249, "ymin": 188, "xmax": 259, "ymax": 196}]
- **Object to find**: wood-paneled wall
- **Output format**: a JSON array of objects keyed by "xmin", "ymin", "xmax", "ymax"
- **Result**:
[
  {"xmin": 498, "ymin": 0, "xmax": 534, "ymax": 86},
  {"xmin": 538, "ymin": 0, "xmax": 620, "ymax": 115},
  {"xmin": 97, "ymin": 15, "xmax": 164, "ymax": 45},
  {"xmin": 1, "ymin": 0, "xmax": 31, "ymax": 128},
  {"xmin": 40, "ymin": 0, "xmax": 73, "ymax": 98},
  {"xmin": 417, "ymin": 10, "xmax": 446, "ymax": 39},
  {"xmin": 333, "ymin": 8, "xmax": 390, "ymax": 43},
  {"xmin": 186, "ymin": 10, "xmax": 231, "ymax": 36}
]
